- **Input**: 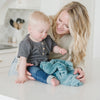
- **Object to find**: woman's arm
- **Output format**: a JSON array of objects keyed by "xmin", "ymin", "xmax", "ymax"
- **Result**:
[
  {"xmin": 68, "ymin": 42, "xmax": 85, "ymax": 83},
  {"xmin": 68, "ymin": 47, "xmax": 85, "ymax": 83},
  {"xmin": 74, "ymin": 61, "xmax": 85, "ymax": 83}
]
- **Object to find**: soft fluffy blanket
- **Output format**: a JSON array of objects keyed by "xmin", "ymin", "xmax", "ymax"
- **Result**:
[{"xmin": 40, "ymin": 59, "xmax": 83, "ymax": 86}]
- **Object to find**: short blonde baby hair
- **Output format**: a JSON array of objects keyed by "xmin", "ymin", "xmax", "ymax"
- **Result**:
[{"xmin": 28, "ymin": 11, "xmax": 50, "ymax": 26}]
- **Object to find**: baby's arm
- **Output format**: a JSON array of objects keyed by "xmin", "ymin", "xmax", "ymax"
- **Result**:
[
  {"xmin": 16, "ymin": 56, "xmax": 28, "ymax": 83},
  {"xmin": 53, "ymin": 46, "xmax": 67, "ymax": 55}
]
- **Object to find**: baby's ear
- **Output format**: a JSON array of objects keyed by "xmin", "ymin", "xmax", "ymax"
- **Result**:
[{"xmin": 28, "ymin": 25, "xmax": 31, "ymax": 33}]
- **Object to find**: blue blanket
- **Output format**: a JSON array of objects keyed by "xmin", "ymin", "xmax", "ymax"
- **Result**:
[{"xmin": 40, "ymin": 59, "xmax": 83, "ymax": 86}]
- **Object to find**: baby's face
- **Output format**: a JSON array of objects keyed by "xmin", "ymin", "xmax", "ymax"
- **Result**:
[{"xmin": 29, "ymin": 23, "xmax": 50, "ymax": 42}]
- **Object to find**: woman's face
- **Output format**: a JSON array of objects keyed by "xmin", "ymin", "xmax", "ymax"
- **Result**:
[{"xmin": 56, "ymin": 10, "xmax": 69, "ymax": 35}]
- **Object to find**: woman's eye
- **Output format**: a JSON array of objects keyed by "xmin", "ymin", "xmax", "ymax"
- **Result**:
[
  {"xmin": 45, "ymin": 31, "xmax": 48, "ymax": 33},
  {"xmin": 59, "ymin": 19, "xmax": 62, "ymax": 22},
  {"xmin": 64, "ymin": 25, "xmax": 69, "ymax": 28},
  {"xmin": 66, "ymin": 26, "xmax": 69, "ymax": 28},
  {"xmin": 40, "ymin": 31, "xmax": 43, "ymax": 33}
]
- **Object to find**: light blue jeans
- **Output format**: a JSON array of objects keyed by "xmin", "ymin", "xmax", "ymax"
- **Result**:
[{"xmin": 9, "ymin": 57, "xmax": 54, "ymax": 84}]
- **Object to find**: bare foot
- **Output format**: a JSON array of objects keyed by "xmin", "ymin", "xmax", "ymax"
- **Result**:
[{"xmin": 51, "ymin": 78, "xmax": 60, "ymax": 86}]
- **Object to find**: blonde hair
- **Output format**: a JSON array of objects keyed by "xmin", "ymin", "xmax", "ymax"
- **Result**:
[
  {"xmin": 28, "ymin": 11, "xmax": 50, "ymax": 27},
  {"xmin": 52, "ymin": 2, "xmax": 90, "ymax": 67}
]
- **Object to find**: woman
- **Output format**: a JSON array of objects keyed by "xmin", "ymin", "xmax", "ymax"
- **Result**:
[{"xmin": 26, "ymin": 1, "xmax": 90, "ymax": 83}]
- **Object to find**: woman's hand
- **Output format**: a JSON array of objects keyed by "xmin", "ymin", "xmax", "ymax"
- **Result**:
[
  {"xmin": 74, "ymin": 67, "xmax": 85, "ymax": 83},
  {"xmin": 26, "ymin": 63, "xmax": 35, "ymax": 80},
  {"xmin": 26, "ymin": 63, "xmax": 33, "ymax": 67}
]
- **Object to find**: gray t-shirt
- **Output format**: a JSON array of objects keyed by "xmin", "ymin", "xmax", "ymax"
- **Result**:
[{"xmin": 17, "ymin": 34, "xmax": 57, "ymax": 66}]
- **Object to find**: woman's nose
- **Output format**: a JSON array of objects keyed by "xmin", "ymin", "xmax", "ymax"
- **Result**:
[{"xmin": 58, "ymin": 23, "xmax": 63, "ymax": 28}]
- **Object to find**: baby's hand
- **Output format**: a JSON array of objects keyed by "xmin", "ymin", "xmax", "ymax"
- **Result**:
[
  {"xmin": 16, "ymin": 75, "xmax": 28, "ymax": 84},
  {"xmin": 59, "ymin": 48, "xmax": 67, "ymax": 55}
]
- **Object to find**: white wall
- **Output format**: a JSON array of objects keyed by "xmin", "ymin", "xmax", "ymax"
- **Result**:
[
  {"xmin": 0, "ymin": 0, "xmax": 40, "ymax": 25},
  {"xmin": 0, "ymin": 0, "xmax": 6, "ymax": 9},
  {"xmin": 40, "ymin": 0, "xmax": 62, "ymax": 16},
  {"xmin": 93, "ymin": 0, "xmax": 100, "ymax": 59},
  {"xmin": 0, "ymin": 0, "xmax": 98, "ymax": 59}
]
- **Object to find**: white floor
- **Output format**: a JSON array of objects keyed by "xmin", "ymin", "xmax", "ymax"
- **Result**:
[{"xmin": 0, "ymin": 59, "xmax": 100, "ymax": 100}]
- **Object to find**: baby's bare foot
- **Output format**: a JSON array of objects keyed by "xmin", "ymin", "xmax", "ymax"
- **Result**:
[{"xmin": 51, "ymin": 78, "xmax": 59, "ymax": 86}]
